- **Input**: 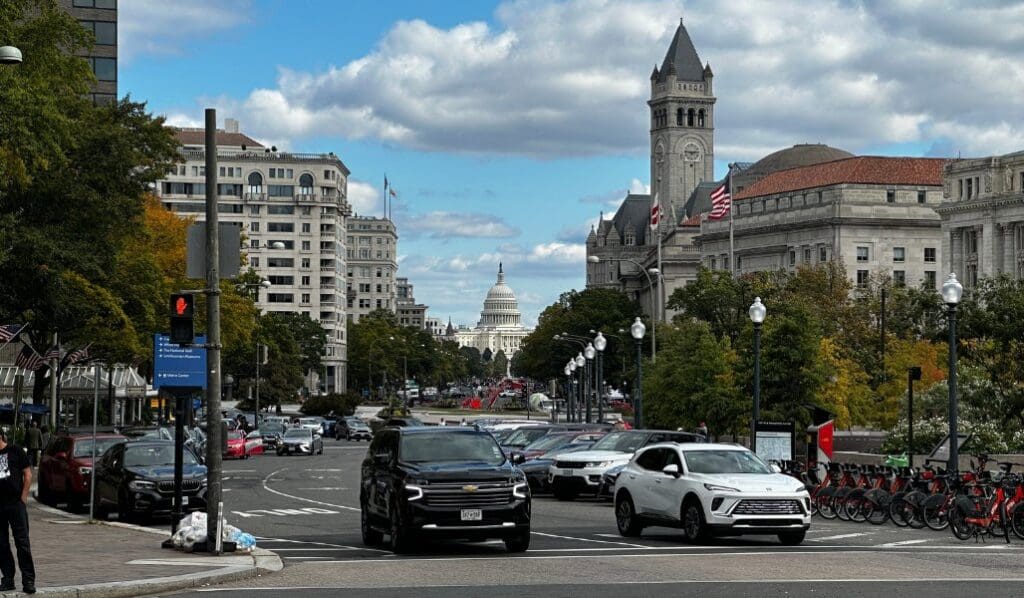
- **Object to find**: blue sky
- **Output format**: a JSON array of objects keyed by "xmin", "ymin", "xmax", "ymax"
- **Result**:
[{"xmin": 120, "ymin": 0, "xmax": 1024, "ymax": 327}]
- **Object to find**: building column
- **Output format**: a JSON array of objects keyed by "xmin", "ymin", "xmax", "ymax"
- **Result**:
[
  {"xmin": 1003, "ymin": 222, "xmax": 1016, "ymax": 276},
  {"xmin": 950, "ymin": 228, "xmax": 963, "ymax": 277}
]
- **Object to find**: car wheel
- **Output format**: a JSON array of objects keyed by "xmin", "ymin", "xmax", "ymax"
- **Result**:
[
  {"xmin": 118, "ymin": 490, "xmax": 136, "ymax": 524},
  {"xmin": 681, "ymin": 499, "xmax": 709, "ymax": 544},
  {"xmin": 504, "ymin": 529, "xmax": 531, "ymax": 553},
  {"xmin": 361, "ymin": 499, "xmax": 384, "ymax": 546},
  {"xmin": 615, "ymin": 492, "xmax": 643, "ymax": 537},
  {"xmin": 389, "ymin": 500, "xmax": 412, "ymax": 554},
  {"xmin": 778, "ymin": 530, "xmax": 806, "ymax": 546}
]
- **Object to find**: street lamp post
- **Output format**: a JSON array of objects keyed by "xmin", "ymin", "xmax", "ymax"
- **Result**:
[
  {"xmin": 907, "ymin": 366, "xmax": 922, "ymax": 467},
  {"xmin": 563, "ymin": 365, "xmax": 572, "ymax": 423},
  {"xmin": 630, "ymin": 317, "xmax": 645, "ymax": 429},
  {"xmin": 588, "ymin": 256, "xmax": 658, "ymax": 362},
  {"xmin": 0, "ymin": 46, "xmax": 23, "ymax": 65},
  {"xmin": 584, "ymin": 343, "xmax": 596, "ymax": 422},
  {"xmin": 593, "ymin": 332, "xmax": 607, "ymax": 422},
  {"xmin": 568, "ymin": 359, "xmax": 577, "ymax": 422},
  {"xmin": 749, "ymin": 297, "xmax": 766, "ymax": 455},
  {"xmin": 574, "ymin": 353, "xmax": 585, "ymax": 423},
  {"xmin": 942, "ymin": 273, "xmax": 963, "ymax": 472}
]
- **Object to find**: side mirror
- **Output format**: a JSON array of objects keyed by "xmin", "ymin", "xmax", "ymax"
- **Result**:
[
  {"xmin": 511, "ymin": 453, "xmax": 526, "ymax": 465},
  {"xmin": 662, "ymin": 464, "xmax": 680, "ymax": 477}
]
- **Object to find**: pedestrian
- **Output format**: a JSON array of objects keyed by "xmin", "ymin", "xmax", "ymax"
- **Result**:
[
  {"xmin": 38, "ymin": 427, "xmax": 49, "ymax": 454},
  {"xmin": 460, "ymin": 417, "xmax": 467, "ymax": 427},
  {"xmin": 0, "ymin": 428, "xmax": 35, "ymax": 594},
  {"xmin": 439, "ymin": 417, "xmax": 446, "ymax": 427},
  {"xmin": 23, "ymin": 424, "xmax": 40, "ymax": 469},
  {"xmin": 696, "ymin": 422, "xmax": 709, "ymax": 440}
]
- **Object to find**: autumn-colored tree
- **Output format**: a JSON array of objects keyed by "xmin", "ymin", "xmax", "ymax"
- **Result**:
[{"xmin": 815, "ymin": 337, "xmax": 873, "ymax": 429}]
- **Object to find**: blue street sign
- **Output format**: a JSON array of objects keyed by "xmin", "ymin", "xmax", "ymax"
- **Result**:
[{"xmin": 154, "ymin": 334, "xmax": 208, "ymax": 390}]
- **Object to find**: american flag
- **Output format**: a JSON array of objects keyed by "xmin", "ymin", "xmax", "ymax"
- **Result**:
[
  {"xmin": 709, "ymin": 179, "xmax": 731, "ymax": 221},
  {"xmin": 63, "ymin": 344, "xmax": 92, "ymax": 367},
  {"xmin": 649, "ymin": 192, "xmax": 661, "ymax": 230},
  {"xmin": 0, "ymin": 324, "xmax": 25, "ymax": 344},
  {"xmin": 14, "ymin": 345, "xmax": 45, "ymax": 371},
  {"xmin": 42, "ymin": 346, "xmax": 61, "ymax": 362}
]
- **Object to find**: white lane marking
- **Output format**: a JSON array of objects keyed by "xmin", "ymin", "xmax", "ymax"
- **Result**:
[
  {"xmin": 307, "ymin": 468, "xmax": 343, "ymax": 472},
  {"xmin": 254, "ymin": 537, "xmax": 363, "ymax": 549},
  {"xmin": 225, "ymin": 469, "xmax": 257, "ymax": 473},
  {"xmin": 297, "ymin": 487, "xmax": 348, "ymax": 491},
  {"xmin": 232, "ymin": 507, "xmax": 341, "ymax": 518},
  {"xmin": 806, "ymin": 533, "xmax": 870, "ymax": 542},
  {"xmin": 261, "ymin": 466, "xmax": 361, "ymax": 513},
  {"xmin": 878, "ymin": 539, "xmax": 930, "ymax": 547},
  {"xmin": 271, "ymin": 548, "xmax": 364, "ymax": 551},
  {"xmin": 530, "ymin": 531, "xmax": 649, "ymax": 549}
]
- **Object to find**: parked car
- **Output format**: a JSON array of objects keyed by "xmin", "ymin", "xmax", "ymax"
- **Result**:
[
  {"xmin": 513, "ymin": 431, "xmax": 606, "ymax": 461},
  {"xmin": 224, "ymin": 430, "xmax": 263, "ymax": 459},
  {"xmin": 519, "ymin": 442, "xmax": 597, "ymax": 492},
  {"xmin": 120, "ymin": 426, "xmax": 174, "ymax": 442},
  {"xmin": 254, "ymin": 423, "xmax": 287, "ymax": 449},
  {"xmin": 296, "ymin": 417, "xmax": 325, "ymax": 436},
  {"xmin": 613, "ymin": 443, "xmax": 810, "ymax": 545},
  {"xmin": 93, "ymin": 440, "xmax": 207, "ymax": 522},
  {"xmin": 382, "ymin": 416, "xmax": 424, "ymax": 428},
  {"xmin": 277, "ymin": 427, "xmax": 323, "ymax": 455},
  {"xmin": 360, "ymin": 427, "xmax": 531, "ymax": 553},
  {"xmin": 262, "ymin": 415, "xmax": 291, "ymax": 428},
  {"xmin": 548, "ymin": 430, "xmax": 706, "ymax": 501},
  {"xmin": 37, "ymin": 431, "xmax": 126, "ymax": 510},
  {"xmin": 335, "ymin": 417, "xmax": 373, "ymax": 441}
]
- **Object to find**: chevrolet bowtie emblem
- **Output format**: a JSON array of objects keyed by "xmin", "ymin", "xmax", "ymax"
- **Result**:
[{"xmin": 462, "ymin": 485, "xmax": 479, "ymax": 493}]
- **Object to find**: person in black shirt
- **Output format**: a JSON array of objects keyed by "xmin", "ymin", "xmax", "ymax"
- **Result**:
[{"xmin": 0, "ymin": 429, "xmax": 34, "ymax": 594}]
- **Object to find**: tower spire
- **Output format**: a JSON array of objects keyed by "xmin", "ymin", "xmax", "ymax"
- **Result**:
[{"xmin": 497, "ymin": 262, "xmax": 505, "ymax": 284}]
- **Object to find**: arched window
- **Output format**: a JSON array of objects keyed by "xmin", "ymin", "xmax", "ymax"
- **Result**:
[
  {"xmin": 687, "ymin": 109, "xmax": 695, "ymax": 127},
  {"xmin": 299, "ymin": 173, "xmax": 314, "ymax": 195},
  {"xmin": 676, "ymin": 108, "xmax": 683, "ymax": 126},
  {"xmin": 698, "ymin": 109, "xmax": 705, "ymax": 127},
  {"xmin": 247, "ymin": 172, "xmax": 263, "ymax": 194}
]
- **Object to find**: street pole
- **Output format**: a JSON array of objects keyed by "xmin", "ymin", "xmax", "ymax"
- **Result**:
[
  {"xmin": 255, "ymin": 344, "xmax": 261, "ymax": 425},
  {"xmin": 880, "ymin": 287, "xmax": 887, "ymax": 386},
  {"xmin": 89, "ymin": 364, "xmax": 100, "ymax": 522},
  {"xmin": 947, "ymin": 304, "xmax": 958, "ymax": 473},
  {"xmin": 634, "ymin": 338, "xmax": 643, "ymax": 429},
  {"xmin": 172, "ymin": 394, "xmax": 184, "ymax": 534},
  {"xmin": 752, "ymin": 322, "xmax": 761, "ymax": 454},
  {"xmin": 596, "ymin": 352, "xmax": 603, "ymax": 422},
  {"xmin": 203, "ymin": 108, "xmax": 224, "ymax": 555},
  {"xmin": 907, "ymin": 366, "xmax": 921, "ymax": 467}
]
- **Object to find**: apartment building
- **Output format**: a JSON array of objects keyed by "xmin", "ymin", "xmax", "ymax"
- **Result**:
[
  {"xmin": 59, "ymin": 0, "xmax": 118, "ymax": 104},
  {"xmin": 345, "ymin": 217, "xmax": 398, "ymax": 322},
  {"xmin": 156, "ymin": 120, "xmax": 352, "ymax": 393}
]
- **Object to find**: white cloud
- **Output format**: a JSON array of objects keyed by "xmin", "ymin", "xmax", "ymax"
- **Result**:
[
  {"xmin": 119, "ymin": 0, "xmax": 252, "ymax": 62},
  {"xmin": 401, "ymin": 212, "xmax": 520, "ymax": 239},
  {"xmin": 188, "ymin": 0, "xmax": 1024, "ymax": 160},
  {"xmin": 347, "ymin": 180, "xmax": 383, "ymax": 216}
]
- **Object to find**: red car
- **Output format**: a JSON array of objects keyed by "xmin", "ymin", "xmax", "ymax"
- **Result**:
[
  {"xmin": 38, "ymin": 432, "xmax": 126, "ymax": 510},
  {"xmin": 224, "ymin": 430, "xmax": 263, "ymax": 459}
]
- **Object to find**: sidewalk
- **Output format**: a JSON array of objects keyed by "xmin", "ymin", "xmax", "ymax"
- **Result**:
[{"xmin": 0, "ymin": 498, "xmax": 281, "ymax": 597}]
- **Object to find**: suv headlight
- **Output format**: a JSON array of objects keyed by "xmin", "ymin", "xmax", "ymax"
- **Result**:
[
  {"xmin": 404, "ymin": 483, "xmax": 424, "ymax": 501},
  {"xmin": 129, "ymin": 480, "xmax": 156, "ymax": 491},
  {"xmin": 78, "ymin": 466, "xmax": 92, "ymax": 476},
  {"xmin": 586, "ymin": 461, "xmax": 616, "ymax": 468},
  {"xmin": 703, "ymin": 483, "xmax": 739, "ymax": 493},
  {"xmin": 513, "ymin": 482, "xmax": 529, "ymax": 499}
]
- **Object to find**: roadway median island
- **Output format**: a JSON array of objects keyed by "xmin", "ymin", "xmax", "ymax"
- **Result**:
[{"xmin": 12, "ymin": 499, "xmax": 282, "ymax": 598}]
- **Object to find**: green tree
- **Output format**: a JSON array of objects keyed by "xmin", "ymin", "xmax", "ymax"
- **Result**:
[{"xmin": 273, "ymin": 312, "xmax": 327, "ymax": 376}]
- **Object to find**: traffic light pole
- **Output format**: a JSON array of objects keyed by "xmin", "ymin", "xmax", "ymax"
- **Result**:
[{"xmin": 203, "ymin": 108, "xmax": 224, "ymax": 555}]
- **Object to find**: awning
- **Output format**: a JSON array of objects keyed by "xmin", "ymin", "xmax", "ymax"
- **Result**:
[
  {"xmin": 0, "ymin": 403, "xmax": 49, "ymax": 414},
  {"xmin": 0, "ymin": 365, "xmax": 147, "ymax": 400}
]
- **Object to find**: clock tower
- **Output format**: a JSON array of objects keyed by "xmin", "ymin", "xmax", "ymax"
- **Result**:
[{"xmin": 649, "ymin": 18, "xmax": 715, "ymax": 224}]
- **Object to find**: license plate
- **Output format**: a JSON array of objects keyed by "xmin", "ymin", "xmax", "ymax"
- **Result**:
[
  {"xmin": 182, "ymin": 496, "xmax": 189, "ymax": 506},
  {"xmin": 460, "ymin": 509, "xmax": 482, "ymax": 521},
  {"xmin": 559, "ymin": 469, "xmax": 574, "ymax": 476}
]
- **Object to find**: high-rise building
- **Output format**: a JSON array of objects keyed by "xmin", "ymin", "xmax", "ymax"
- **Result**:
[
  {"xmin": 395, "ymin": 277, "xmax": 429, "ymax": 329},
  {"xmin": 156, "ymin": 120, "xmax": 352, "ymax": 393},
  {"xmin": 59, "ymin": 0, "xmax": 117, "ymax": 104},
  {"xmin": 345, "ymin": 216, "xmax": 398, "ymax": 322}
]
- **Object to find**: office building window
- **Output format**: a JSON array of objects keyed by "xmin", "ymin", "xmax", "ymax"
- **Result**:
[
  {"xmin": 249, "ymin": 222, "xmax": 259, "ymax": 232},
  {"xmin": 268, "ymin": 205, "xmax": 294, "ymax": 215},
  {"xmin": 924, "ymin": 247, "xmax": 936, "ymax": 263},
  {"xmin": 74, "ymin": 0, "xmax": 117, "ymax": 9},
  {"xmin": 893, "ymin": 270, "xmax": 906, "ymax": 287},
  {"xmin": 886, "ymin": 190, "xmax": 896, "ymax": 203},
  {"xmin": 893, "ymin": 247, "xmax": 905, "ymax": 262},
  {"xmin": 267, "ymin": 222, "xmax": 294, "ymax": 233},
  {"xmin": 302, "ymin": 223, "xmax": 311, "ymax": 233},
  {"xmin": 267, "ymin": 258, "xmax": 294, "ymax": 268},
  {"xmin": 301, "ymin": 258, "xmax": 311, "ymax": 268},
  {"xmin": 376, "ymin": 268, "xmax": 383, "ymax": 278},
  {"xmin": 857, "ymin": 270, "xmax": 869, "ymax": 287},
  {"xmin": 88, "ymin": 57, "xmax": 117, "ymax": 81},
  {"xmin": 267, "ymin": 294, "xmax": 294, "ymax": 303},
  {"xmin": 80, "ymin": 21, "xmax": 117, "ymax": 45},
  {"xmin": 301, "ymin": 241, "xmax": 311, "ymax": 251},
  {"xmin": 819, "ymin": 246, "xmax": 828, "ymax": 262},
  {"xmin": 301, "ymin": 276, "xmax": 310, "ymax": 285},
  {"xmin": 709, "ymin": 257, "xmax": 716, "ymax": 270},
  {"xmin": 918, "ymin": 191, "xmax": 927, "ymax": 204},
  {"xmin": 250, "ymin": 257, "xmax": 259, "ymax": 268},
  {"xmin": 249, "ymin": 205, "xmax": 260, "ymax": 215},
  {"xmin": 924, "ymin": 271, "xmax": 937, "ymax": 289},
  {"xmin": 856, "ymin": 246, "xmax": 869, "ymax": 262},
  {"xmin": 803, "ymin": 248, "xmax": 811, "ymax": 263},
  {"xmin": 301, "ymin": 294, "xmax": 310, "ymax": 303},
  {"xmin": 789, "ymin": 250, "xmax": 796, "ymax": 266}
]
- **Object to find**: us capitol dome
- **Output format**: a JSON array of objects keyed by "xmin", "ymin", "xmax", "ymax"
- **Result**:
[{"xmin": 455, "ymin": 263, "xmax": 532, "ymax": 367}]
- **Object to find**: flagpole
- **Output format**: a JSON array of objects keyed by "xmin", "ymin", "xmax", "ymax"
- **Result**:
[
  {"xmin": 49, "ymin": 332, "xmax": 58, "ymax": 431},
  {"xmin": 727, "ymin": 170, "xmax": 735, "ymax": 277}
]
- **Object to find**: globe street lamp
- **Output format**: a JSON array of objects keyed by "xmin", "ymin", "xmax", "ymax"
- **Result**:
[
  {"xmin": 563, "ymin": 365, "xmax": 572, "ymax": 423},
  {"xmin": 942, "ymin": 273, "xmax": 963, "ymax": 472},
  {"xmin": 588, "ymin": 256, "xmax": 658, "ymax": 362},
  {"xmin": 574, "ymin": 353, "xmax": 586, "ymax": 424},
  {"xmin": 593, "ymin": 332, "xmax": 607, "ymax": 421},
  {"xmin": 584, "ymin": 343, "xmax": 596, "ymax": 422},
  {"xmin": 630, "ymin": 317, "xmax": 646, "ymax": 429},
  {"xmin": 748, "ymin": 297, "xmax": 766, "ymax": 454},
  {"xmin": 0, "ymin": 46, "xmax": 23, "ymax": 65},
  {"xmin": 568, "ymin": 359, "xmax": 578, "ymax": 422}
]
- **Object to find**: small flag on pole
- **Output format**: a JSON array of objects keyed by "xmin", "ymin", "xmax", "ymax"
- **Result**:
[
  {"xmin": 384, "ymin": 175, "xmax": 389, "ymax": 191},
  {"xmin": 0, "ymin": 324, "xmax": 25, "ymax": 344},
  {"xmin": 63, "ymin": 344, "xmax": 92, "ymax": 367},
  {"xmin": 389, "ymin": 187, "xmax": 397, "ymax": 198},
  {"xmin": 43, "ymin": 346, "xmax": 60, "ymax": 361},
  {"xmin": 649, "ymin": 192, "xmax": 661, "ymax": 230},
  {"xmin": 709, "ymin": 179, "xmax": 731, "ymax": 221},
  {"xmin": 15, "ymin": 345, "xmax": 45, "ymax": 371}
]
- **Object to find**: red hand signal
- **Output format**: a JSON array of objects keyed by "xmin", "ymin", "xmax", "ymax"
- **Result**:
[{"xmin": 175, "ymin": 296, "xmax": 188, "ymax": 316}]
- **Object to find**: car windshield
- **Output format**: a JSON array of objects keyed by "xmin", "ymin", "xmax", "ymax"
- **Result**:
[
  {"xmin": 72, "ymin": 437, "xmax": 124, "ymax": 458},
  {"xmin": 400, "ymin": 432, "xmax": 506, "ymax": 465},
  {"xmin": 683, "ymin": 450, "xmax": 772, "ymax": 474},
  {"xmin": 124, "ymin": 445, "xmax": 197, "ymax": 467},
  {"xmin": 503, "ymin": 427, "xmax": 550, "ymax": 447},
  {"xmin": 299, "ymin": 419, "xmax": 319, "ymax": 425},
  {"xmin": 590, "ymin": 431, "xmax": 646, "ymax": 453},
  {"xmin": 261, "ymin": 424, "xmax": 285, "ymax": 434},
  {"xmin": 284, "ymin": 429, "xmax": 311, "ymax": 439},
  {"xmin": 347, "ymin": 419, "xmax": 366, "ymax": 427},
  {"xmin": 523, "ymin": 433, "xmax": 572, "ymax": 452}
]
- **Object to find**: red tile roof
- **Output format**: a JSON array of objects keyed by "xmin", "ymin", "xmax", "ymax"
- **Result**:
[
  {"xmin": 734, "ymin": 156, "xmax": 946, "ymax": 200},
  {"xmin": 174, "ymin": 128, "xmax": 264, "ymax": 149}
]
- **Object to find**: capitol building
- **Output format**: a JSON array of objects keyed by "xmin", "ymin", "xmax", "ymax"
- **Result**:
[{"xmin": 455, "ymin": 264, "xmax": 532, "ymax": 363}]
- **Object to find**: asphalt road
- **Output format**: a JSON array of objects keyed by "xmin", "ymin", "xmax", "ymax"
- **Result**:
[{"xmin": 144, "ymin": 439, "xmax": 1024, "ymax": 597}]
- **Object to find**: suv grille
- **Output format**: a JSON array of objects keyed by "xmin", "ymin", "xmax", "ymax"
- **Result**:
[
  {"xmin": 421, "ymin": 482, "xmax": 513, "ymax": 507},
  {"xmin": 554, "ymin": 461, "xmax": 585, "ymax": 469},
  {"xmin": 732, "ymin": 499, "xmax": 803, "ymax": 515},
  {"xmin": 157, "ymin": 479, "xmax": 202, "ymax": 494}
]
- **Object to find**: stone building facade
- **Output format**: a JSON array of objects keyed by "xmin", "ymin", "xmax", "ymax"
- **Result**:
[
  {"xmin": 935, "ymin": 151, "xmax": 1024, "ymax": 287},
  {"xmin": 395, "ymin": 277, "xmax": 429, "ymax": 329},
  {"xmin": 345, "ymin": 216, "xmax": 398, "ymax": 322},
  {"xmin": 157, "ymin": 121, "xmax": 351, "ymax": 393}
]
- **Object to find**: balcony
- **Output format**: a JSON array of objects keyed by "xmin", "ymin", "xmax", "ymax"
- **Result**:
[
  {"xmin": 244, "ymin": 193, "xmax": 266, "ymax": 201},
  {"xmin": 320, "ymin": 267, "xmax": 335, "ymax": 272},
  {"xmin": 294, "ymin": 193, "xmax": 319, "ymax": 202}
]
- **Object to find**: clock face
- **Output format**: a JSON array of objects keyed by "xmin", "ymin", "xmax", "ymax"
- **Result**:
[{"xmin": 683, "ymin": 142, "xmax": 702, "ymax": 162}]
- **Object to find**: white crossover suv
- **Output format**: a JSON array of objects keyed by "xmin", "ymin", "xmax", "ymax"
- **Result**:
[
  {"xmin": 547, "ymin": 430, "xmax": 704, "ymax": 501},
  {"xmin": 613, "ymin": 443, "xmax": 811, "ymax": 545}
]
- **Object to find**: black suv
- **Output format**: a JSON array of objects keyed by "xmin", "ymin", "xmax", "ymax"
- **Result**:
[
  {"xmin": 93, "ymin": 440, "xmax": 207, "ymax": 522},
  {"xmin": 360, "ymin": 427, "xmax": 531, "ymax": 553}
]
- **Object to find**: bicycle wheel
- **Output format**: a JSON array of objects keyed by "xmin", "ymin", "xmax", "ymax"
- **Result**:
[
  {"xmin": 1011, "ymin": 503, "xmax": 1024, "ymax": 540},
  {"xmin": 865, "ymin": 497, "xmax": 889, "ymax": 525},
  {"xmin": 949, "ymin": 506, "xmax": 973, "ymax": 541},
  {"xmin": 923, "ymin": 503, "xmax": 949, "ymax": 531},
  {"xmin": 888, "ymin": 496, "xmax": 910, "ymax": 527},
  {"xmin": 845, "ymin": 496, "xmax": 868, "ymax": 523},
  {"xmin": 816, "ymin": 493, "xmax": 837, "ymax": 520}
]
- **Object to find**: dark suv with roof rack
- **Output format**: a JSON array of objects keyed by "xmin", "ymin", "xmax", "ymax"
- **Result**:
[{"xmin": 360, "ymin": 427, "xmax": 531, "ymax": 553}]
